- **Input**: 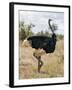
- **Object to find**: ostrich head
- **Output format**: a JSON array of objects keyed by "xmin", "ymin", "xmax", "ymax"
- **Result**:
[{"xmin": 48, "ymin": 19, "xmax": 52, "ymax": 22}]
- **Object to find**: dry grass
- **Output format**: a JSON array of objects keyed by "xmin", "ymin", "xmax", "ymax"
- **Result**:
[{"xmin": 19, "ymin": 39, "xmax": 64, "ymax": 79}]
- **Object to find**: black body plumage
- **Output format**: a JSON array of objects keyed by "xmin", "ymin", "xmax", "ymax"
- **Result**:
[{"xmin": 27, "ymin": 33, "xmax": 56, "ymax": 53}]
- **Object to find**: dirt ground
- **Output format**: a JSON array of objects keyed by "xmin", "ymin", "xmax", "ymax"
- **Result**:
[{"xmin": 19, "ymin": 40, "xmax": 64, "ymax": 79}]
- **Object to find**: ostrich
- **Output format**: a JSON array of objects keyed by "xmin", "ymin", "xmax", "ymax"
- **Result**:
[{"xmin": 27, "ymin": 19, "xmax": 57, "ymax": 73}]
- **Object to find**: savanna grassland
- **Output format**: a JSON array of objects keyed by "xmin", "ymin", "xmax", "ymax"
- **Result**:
[{"xmin": 19, "ymin": 39, "xmax": 64, "ymax": 79}]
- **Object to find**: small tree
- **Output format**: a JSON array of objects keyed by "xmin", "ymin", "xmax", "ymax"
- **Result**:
[
  {"xmin": 40, "ymin": 30, "xmax": 44, "ymax": 35},
  {"xmin": 52, "ymin": 23, "xmax": 58, "ymax": 31},
  {"xmin": 19, "ymin": 28, "xmax": 26, "ymax": 41},
  {"xmin": 19, "ymin": 22, "xmax": 34, "ymax": 41},
  {"xmin": 44, "ymin": 30, "xmax": 49, "ymax": 36}
]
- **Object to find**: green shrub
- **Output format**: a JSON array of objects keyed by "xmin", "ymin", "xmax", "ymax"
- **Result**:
[{"xmin": 19, "ymin": 22, "xmax": 34, "ymax": 41}]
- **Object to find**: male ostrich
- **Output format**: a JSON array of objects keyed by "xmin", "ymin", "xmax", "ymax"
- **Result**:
[{"xmin": 27, "ymin": 19, "xmax": 57, "ymax": 73}]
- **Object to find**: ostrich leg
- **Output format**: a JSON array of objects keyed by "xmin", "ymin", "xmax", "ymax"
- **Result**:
[
  {"xmin": 33, "ymin": 52, "xmax": 43, "ymax": 73},
  {"xmin": 38, "ymin": 56, "xmax": 43, "ymax": 73}
]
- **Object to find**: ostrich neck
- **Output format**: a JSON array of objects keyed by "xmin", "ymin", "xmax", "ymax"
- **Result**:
[{"xmin": 49, "ymin": 20, "xmax": 53, "ymax": 31}]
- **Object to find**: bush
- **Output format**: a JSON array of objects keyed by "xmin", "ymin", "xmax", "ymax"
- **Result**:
[
  {"xmin": 19, "ymin": 28, "xmax": 26, "ymax": 41},
  {"xmin": 57, "ymin": 34, "xmax": 64, "ymax": 40},
  {"xmin": 19, "ymin": 22, "xmax": 34, "ymax": 41}
]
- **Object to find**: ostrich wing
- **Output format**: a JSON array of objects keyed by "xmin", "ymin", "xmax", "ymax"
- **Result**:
[
  {"xmin": 27, "ymin": 36, "xmax": 55, "ymax": 53},
  {"xmin": 27, "ymin": 36, "xmax": 49, "ymax": 48}
]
